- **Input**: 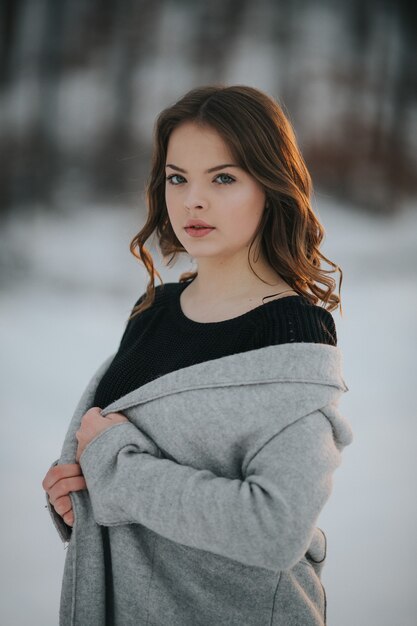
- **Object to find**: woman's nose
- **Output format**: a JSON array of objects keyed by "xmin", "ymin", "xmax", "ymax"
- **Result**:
[
  {"xmin": 183, "ymin": 183, "xmax": 209, "ymax": 210},
  {"xmin": 184, "ymin": 196, "xmax": 208, "ymax": 210}
]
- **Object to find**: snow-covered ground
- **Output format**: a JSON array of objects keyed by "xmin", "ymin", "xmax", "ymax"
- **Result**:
[{"xmin": 1, "ymin": 196, "xmax": 416, "ymax": 625}]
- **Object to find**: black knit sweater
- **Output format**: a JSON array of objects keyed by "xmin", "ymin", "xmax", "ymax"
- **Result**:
[{"xmin": 93, "ymin": 279, "xmax": 337, "ymax": 409}]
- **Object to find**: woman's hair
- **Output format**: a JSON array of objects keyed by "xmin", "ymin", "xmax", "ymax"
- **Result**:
[{"xmin": 129, "ymin": 84, "xmax": 343, "ymax": 320}]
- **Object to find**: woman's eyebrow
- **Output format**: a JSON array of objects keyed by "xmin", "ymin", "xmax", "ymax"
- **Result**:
[{"xmin": 165, "ymin": 163, "xmax": 240, "ymax": 173}]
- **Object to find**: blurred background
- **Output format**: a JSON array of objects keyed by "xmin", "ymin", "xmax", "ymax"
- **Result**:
[{"xmin": 1, "ymin": 1, "xmax": 416, "ymax": 624}]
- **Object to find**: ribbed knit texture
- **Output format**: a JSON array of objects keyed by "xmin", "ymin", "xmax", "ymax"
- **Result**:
[{"xmin": 93, "ymin": 279, "xmax": 337, "ymax": 409}]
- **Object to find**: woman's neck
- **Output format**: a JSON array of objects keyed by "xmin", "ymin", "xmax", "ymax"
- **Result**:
[{"xmin": 185, "ymin": 262, "xmax": 290, "ymax": 305}]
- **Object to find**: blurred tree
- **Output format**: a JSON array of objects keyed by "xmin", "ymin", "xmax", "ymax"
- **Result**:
[{"xmin": 0, "ymin": 0, "xmax": 415, "ymax": 216}]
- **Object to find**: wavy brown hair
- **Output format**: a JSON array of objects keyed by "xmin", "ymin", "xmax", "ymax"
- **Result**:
[{"xmin": 128, "ymin": 84, "xmax": 343, "ymax": 320}]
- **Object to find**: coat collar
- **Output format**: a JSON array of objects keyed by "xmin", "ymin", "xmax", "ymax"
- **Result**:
[{"xmin": 101, "ymin": 342, "xmax": 348, "ymax": 416}]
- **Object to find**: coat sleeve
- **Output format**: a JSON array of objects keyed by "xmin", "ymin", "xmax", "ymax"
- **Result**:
[{"xmin": 79, "ymin": 409, "xmax": 343, "ymax": 571}]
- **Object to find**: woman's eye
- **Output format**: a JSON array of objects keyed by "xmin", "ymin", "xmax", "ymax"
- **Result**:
[
  {"xmin": 166, "ymin": 174, "xmax": 184, "ymax": 185},
  {"xmin": 215, "ymin": 173, "xmax": 235, "ymax": 185}
]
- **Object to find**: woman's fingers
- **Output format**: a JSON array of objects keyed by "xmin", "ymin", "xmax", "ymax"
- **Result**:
[
  {"xmin": 47, "ymin": 475, "xmax": 87, "ymax": 508},
  {"xmin": 42, "ymin": 463, "xmax": 83, "ymax": 491},
  {"xmin": 43, "ymin": 463, "xmax": 87, "ymax": 527},
  {"xmin": 52, "ymin": 495, "xmax": 72, "ymax": 517},
  {"xmin": 75, "ymin": 408, "xmax": 128, "ymax": 463},
  {"xmin": 63, "ymin": 510, "xmax": 74, "ymax": 526}
]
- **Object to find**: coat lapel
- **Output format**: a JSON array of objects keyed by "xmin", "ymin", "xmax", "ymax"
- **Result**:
[{"xmin": 100, "ymin": 342, "xmax": 348, "ymax": 416}]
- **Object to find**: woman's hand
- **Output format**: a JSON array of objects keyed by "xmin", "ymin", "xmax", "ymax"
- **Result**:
[
  {"xmin": 75, "ymin": 406, "xmax": 129, "ymax": 463},
  {"xmin": 42, "ymin": 408, "xmax": 128, "ymax": 526},
  {"xmin": 42, "ymin": 463, "xmax": 86, "ymax": 527}
]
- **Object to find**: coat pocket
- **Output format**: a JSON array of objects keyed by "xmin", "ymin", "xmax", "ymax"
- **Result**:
[
  {"xmin": 271, "ymin": 529, "xmax": 328, "ymax": 625},
  {"xmin": 304, "ymin": 527, "xmax": 327, "ymax": 578},
  {"xmin": 271, "ymin": 558, "xmax": 327, "ymax": 626}
]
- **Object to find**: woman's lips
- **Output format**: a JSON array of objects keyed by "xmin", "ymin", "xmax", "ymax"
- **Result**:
[{"xmin": 184, "ymin": 227, "xmax": 215, "ymax": 238}]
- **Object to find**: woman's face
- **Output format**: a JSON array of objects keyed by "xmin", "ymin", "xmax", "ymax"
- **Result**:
[{"xmin": 165, "ymin": 121, "xmax": 266, "ymax": 262}]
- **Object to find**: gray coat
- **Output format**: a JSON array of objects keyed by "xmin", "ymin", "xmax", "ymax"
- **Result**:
[{"xmin": 47, "ymin": 342, "xmax": 353, "ymax": 625}]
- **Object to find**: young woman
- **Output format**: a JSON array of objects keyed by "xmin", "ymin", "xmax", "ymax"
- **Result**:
[{"xmin": 43, "ymin": 85, "xmax": 353, "ymax": 626}]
